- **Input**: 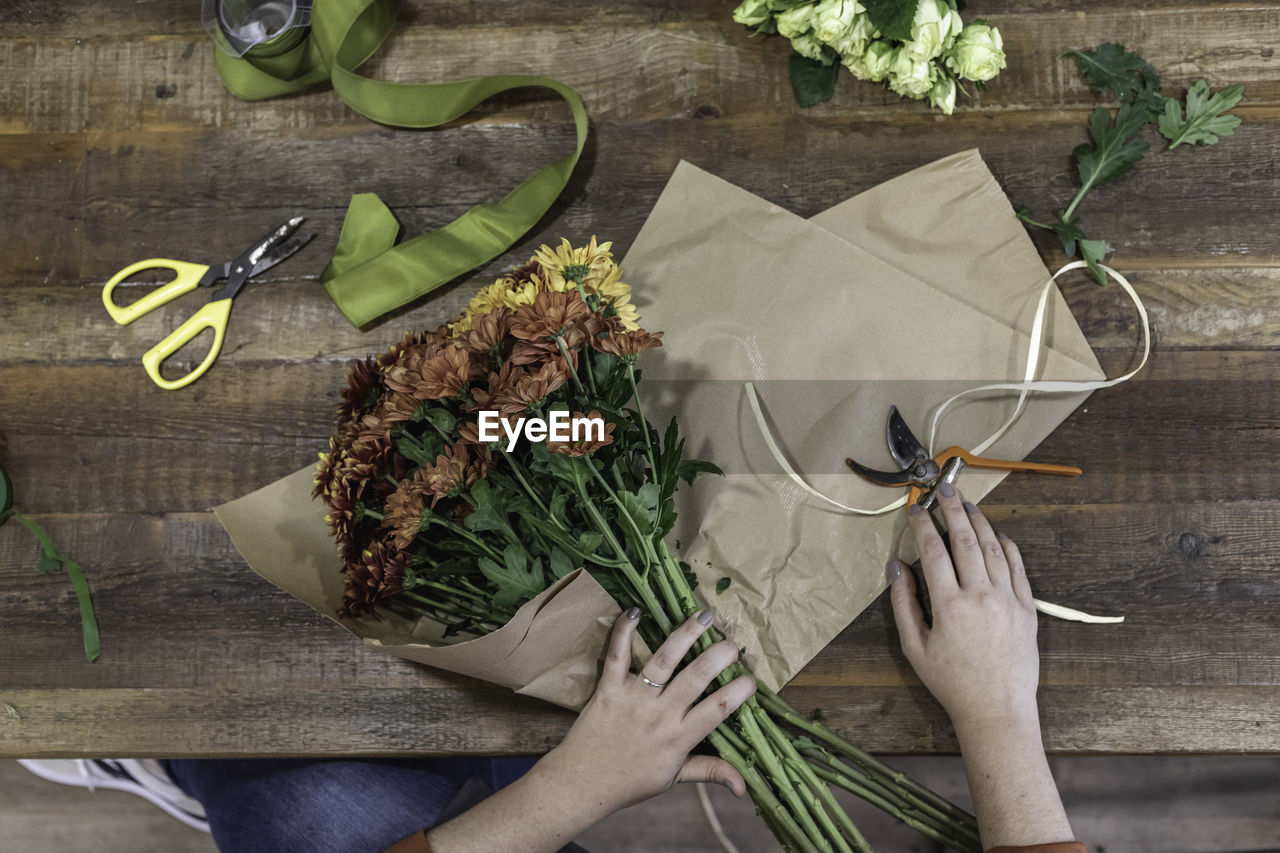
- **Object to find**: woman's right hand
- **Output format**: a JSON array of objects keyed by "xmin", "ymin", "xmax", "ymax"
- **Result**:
[{"xmin": 887, "ymin": 485, "xmax": 1041, "ymax": 731}]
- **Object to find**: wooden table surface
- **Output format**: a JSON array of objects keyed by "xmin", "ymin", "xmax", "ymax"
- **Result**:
[{"xmin": 2, "ymin": 0, "xmax": 1278, "ymax": 758}]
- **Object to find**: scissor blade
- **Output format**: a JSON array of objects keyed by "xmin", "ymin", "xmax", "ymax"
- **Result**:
[
  {"xmin": 213, "ymin": 217, "xmax": 308, "ymax": 300},
  {"xmin": 248, "ymin": 231, "xmax": 315, "ymax": 279},
  {"xmin": 245, "ymin": 216, "xmax": 305, "ymax": 269},
  {"xmin": 887, "ymin": 404, "xmax": 928, "ymax": 468},
  {"xmin": 845, "ymin": 456, "xmax": 918, "ymax": 487}
]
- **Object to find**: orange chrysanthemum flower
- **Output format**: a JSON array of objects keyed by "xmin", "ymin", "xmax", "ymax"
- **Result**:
[
  {"xmin": 386, "ymin": 343, "xmax": 472, "ymax": 401},
  {"xmin": 510, "ymin": 291, "xmax": 591, "ymax": 342},
  {"xmin": 593, "ymin": 328, "xmax": 664, "ymax": 359},
  {"xmin": 339, "ymin": 540, "xmax": 408, "ymax": 617},
  {"xmin": 487, "ymin": 360, "xmax": 570, "ymax": 416},
  {"xmin": 460, "ymin": 307, "xmax": 513, "ymax": 358}
]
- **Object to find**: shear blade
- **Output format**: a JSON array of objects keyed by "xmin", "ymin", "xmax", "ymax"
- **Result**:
[
  {"xmin": 845, "ymin": 456, "xmax": 918, "ymax": 488},
  {"xmin": 887, "ymin": 405, "xmax": 928, "ymax": 468}
]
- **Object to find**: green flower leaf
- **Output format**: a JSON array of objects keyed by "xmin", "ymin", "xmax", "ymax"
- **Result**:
[
  {"xmin": 1074, "ymin": 102, "xmax": 1151, "ymax": 194},
  {"xmin": 715, "ymin": 576, "xmax": 732, "ymax": 595},
  {"xmin": 1158, "ymin": 79, "xmax": 1245, "ymax": 149},
  {"xmin": 549, "ymin": 547, "xmax": 576, "ymax": 580},
  {"xmin": 788, "ymin": 51, "xmax": 839, "ymax": 108},
  {"xmin": 1066, "ymin": 43, "xmax": 1162, "ymax": 115},
  {"xmin": 419, "ymin": 407, "xmax": 458, "ymax": 437},
  {"xmin": 1078, "ymin": 238, "xmax": 1110, "ymax": 285},
  {"xmin": 617, "ymin": 484, "xmax": 660, "ymax": 535},
  {"xmin": 463, "ymin": 480, "xmax": 518, "ymax": 542},
  {"xmin": 863, "ymin": 0, "xmax": 919, "ymax": 42},
  {"xmin": 479, "ymin": 546, "xmax": 546, "ymax": 609},
  {"xmin": 577, "ymin": 531, "xmax": 604, "ymax": 557},
  {"xmin": 36, "ymin": 552, "xmax": 62, "ymax": 575}
]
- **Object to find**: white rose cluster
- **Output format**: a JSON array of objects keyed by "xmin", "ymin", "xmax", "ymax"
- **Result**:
[{"xmin": 733, "ymin": 0, "xmax": 1006, "ymax": 114}]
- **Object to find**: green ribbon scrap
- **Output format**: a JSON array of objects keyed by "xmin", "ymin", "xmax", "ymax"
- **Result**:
[{"xmin": 212, "ymin": 0, "xmax": 589, "ymax": 327}]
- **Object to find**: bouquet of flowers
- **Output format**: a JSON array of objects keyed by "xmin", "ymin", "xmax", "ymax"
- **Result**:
[
  {"xmin": 733, "ymin": 0, "xmax": 1006, "ymax": 111},
  {"xmin": 315, "ymin": 239, "xmax": 981, "ymax": 851}
]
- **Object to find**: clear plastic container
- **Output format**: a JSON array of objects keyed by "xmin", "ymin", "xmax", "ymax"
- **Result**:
[{"xmin": 202, "ymin": 0, "xmax": 313, "ymax": 57}]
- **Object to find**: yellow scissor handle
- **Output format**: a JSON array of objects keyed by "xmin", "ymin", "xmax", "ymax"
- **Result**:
[
  {"xmin": 102, "ymin": 259, "xmax": 210, "ymax": 325},
  {"xmin": 140, "ymin": 298, "xmax": 233, "ymax": 390}
]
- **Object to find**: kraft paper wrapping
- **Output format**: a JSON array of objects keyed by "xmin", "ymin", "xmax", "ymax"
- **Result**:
[
  {"xmin": 623, "ymin": 152, "xmax": 1105, "ymax": 690},
  {"xmin": 215, "ymin": 149, "xmax": 1107, "ymax": 706},
  {"xmin": 214, "ymin": 468, "xmax": 635, "ymax": 711}
]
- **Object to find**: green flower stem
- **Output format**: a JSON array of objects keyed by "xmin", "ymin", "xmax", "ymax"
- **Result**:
[
  {"xmin": 555, "ymin": 336, "xmax": 586, "ymax": 394},
  {"xmin": 401, "ymin": 590, "xmax": 498, "ymax": 623},
  {"xmin": 503, "ymin": 454, "xmax": 557, "ymax": 522},
  {"xmin": 646, "ymin": 542, "xmax": 846, "ymax": 851},
  {"xmin": 413, "ymin": 579, "xmax": 503, "ymax": 611},
  {"xmin": 806, "ymin": 747, "xmax": 972, "ymax": 844},
  {"xmin": 572, "ymin": 477, "xmax": 671, "ymax": 634},
  {"xmin": 756, "ymin": 685, "xmax": 980, "ymax": 843},
  {"xmin": 780, "ymin": 756, "xmax": 855, "ymax": 853},
  {"xmin": 762, "ymin": 718, "xmax": 868, "ymax": 853},
  {"xmin": 1062, "ymin": 184, "xmax": 1091, "ymax": 223},
  {"xmin": 625, "ymin": 362, "xmax": 658, "ymax": 477},
  {"xmin": 432, "ymin": 516, "xmax": 506, "ymax": 564},
  {"xmin": 572, "ymin": 284, "xmax": 600, "ymax": 396},
  {"xmin": 709, "ymin": 730, "xmax": 822, "ymax": 853},
  {"xmin": 1014, "ymin": 209, "xmax": 1058, "ymax": 231},
  {"xmin": 807, "ymin": 757, "xmax": 977, "ymax": 853},
  {"xmin": 579, "ymin": 463, "xmax": 838, "ymax": 852}
]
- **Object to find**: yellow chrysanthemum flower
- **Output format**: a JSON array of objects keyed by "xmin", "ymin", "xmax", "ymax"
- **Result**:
[{"xmin": 532, "ymin": 236, "xmax": 614, "ymax": 277}]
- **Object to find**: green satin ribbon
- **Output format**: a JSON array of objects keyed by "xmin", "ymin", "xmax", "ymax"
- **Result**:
[{"xmin": 212, "ymin": 0, "xmax": 588, "ymax": 327}]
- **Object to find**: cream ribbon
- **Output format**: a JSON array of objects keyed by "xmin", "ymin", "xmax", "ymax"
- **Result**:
[{"xmin": 746, "ymin": 260, "xmax": 1150, "ymax": 625}]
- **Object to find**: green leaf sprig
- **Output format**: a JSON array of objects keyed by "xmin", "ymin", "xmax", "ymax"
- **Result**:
[
  {"xmin": 1017, "ymin": 44, "xmax": 1246, "ymax": 283},
  {"xmin": 0, "ymin": 467, "xmax": 101, "ymax": 662},
  {"xmin": 1159, "ymin": 79, "xmax": 1245, "ymax": 148}
]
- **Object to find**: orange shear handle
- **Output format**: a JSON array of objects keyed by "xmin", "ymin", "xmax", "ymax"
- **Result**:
[{"xmin": 937, "ymin": 446, "xmax": 1082, "ymax": 478}]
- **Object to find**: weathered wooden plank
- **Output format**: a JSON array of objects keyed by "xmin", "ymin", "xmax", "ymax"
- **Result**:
[
  {"xmin": 5, "ymin": 0, "xmax": 1264, "ymax": 39},
  {"xmin": 0, "ymin": 683, "xmax": 1273, "ymax": 756},
  {"xmin": 4, "ymin": 266, "xmax": 1278, "ymax": 369},
  {"xmin": 1, "ymin": 500, "xmax": 1276, "ymax": 694},
  {"xmin": 3, "ymin": 9, "xmax": 1277, "ymax": 137},
  {"xmin": 2, "ymin": 347, "xmax": 1276, "ymax": 511},
  {"xmin": 3, "ymin": 111, "xmax": 1279, "ymax": 287}
]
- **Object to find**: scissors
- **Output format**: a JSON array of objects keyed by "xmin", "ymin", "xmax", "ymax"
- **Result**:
[
  {"xmin": 846, "ymin": 405, "xmax": 1083, "ymax": 513},
  {"xmin": 102, "ymin": 217, "xmax": 314, "ymax": 390}
]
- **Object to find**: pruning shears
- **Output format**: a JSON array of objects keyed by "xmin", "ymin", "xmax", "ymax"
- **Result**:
[
  {"xmin": 102, "ymin": 217, "xmax": 313, "ymax": 390},
  {"xmin": 845, "ymin": 405, "xmax": 1083, "ymax": 513}
]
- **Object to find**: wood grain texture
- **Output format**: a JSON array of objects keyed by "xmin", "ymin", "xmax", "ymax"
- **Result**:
[{"xmin": 1, "ymin": 0, "xmax": 1277, "ymax": 758}]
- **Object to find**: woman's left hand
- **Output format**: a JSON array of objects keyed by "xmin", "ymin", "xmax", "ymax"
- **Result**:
[{"xmin": 534, "ymin": 607, "xmax": 757, "ymax": 819}]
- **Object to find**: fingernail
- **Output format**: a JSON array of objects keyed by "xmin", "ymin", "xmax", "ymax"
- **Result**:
[
  {"xmin": 723, "ymin": 780, "xmax": 737, "ymax": 794},
  {"xmin": 697, "ymin": 610, "xmax": 714, "ymax": 626},
  {"xmin": 939, "ymin": 482, "xmax": 955, "ymax": 498},
  {"xmin": 626, "ymin": 606, "xmax": 640, "ymax": 620},
  {"xmin": 996, "ymin": 530, "xmax": 1010, "ymax": 541},
  {"xmin": 907, "ymin": 504, "xmax": 923, "ymax": 516},
  {"xmin": 962, "ymin": 500, "xmax": 978, "ymax": 514},
  {"xmin": 885, "ymin": 560, "xmax": 902, "ymax": 583}
]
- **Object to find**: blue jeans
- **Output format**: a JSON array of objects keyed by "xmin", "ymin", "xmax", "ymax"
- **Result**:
[{"xmin": 164, "ymin": 758, "xmax": 587, "ymax": 853}]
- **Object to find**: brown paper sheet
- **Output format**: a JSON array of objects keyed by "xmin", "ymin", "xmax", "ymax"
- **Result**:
[
  {"xmin": 214, "ymin": 468, "xmax": 633, "ymax": 711},
  {"xmin": 215, "ymin": 150, "xmax": 1108, "ymax": 706},
  {"xmin": 622, "ymin": 153, "xmax": 1105, "ymax": 690}
]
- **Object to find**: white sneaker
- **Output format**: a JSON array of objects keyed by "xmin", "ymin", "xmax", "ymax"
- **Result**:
[{"xmin": 17, "ymin": 758, "xmax": 211, "ymax": 833}]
